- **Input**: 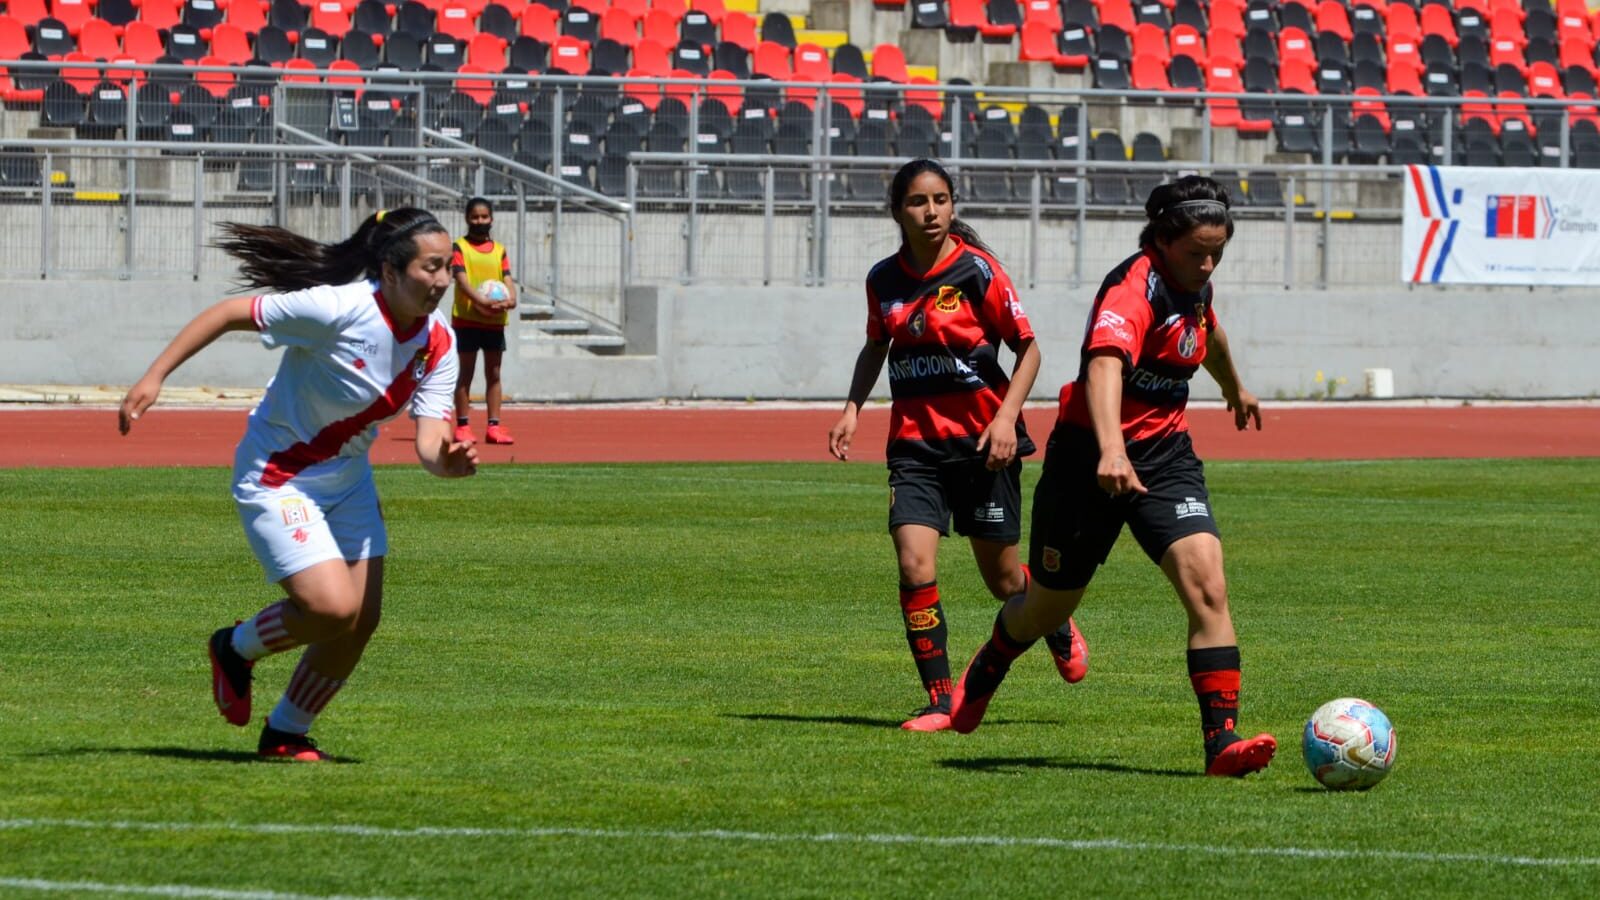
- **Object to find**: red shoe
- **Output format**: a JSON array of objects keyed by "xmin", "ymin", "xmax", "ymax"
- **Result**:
[
  {"xmin": 1206, "ymin": 733, "xmax": 1277, "ymax": 777},
  {"xmin": 949, "ymin": 649, "xmax": 1007, "ymax": 735},
  {"xmin": 453, "ymin": 424, "xmax": 476, "ymax": 444},
  {"xmin": 901, "ymin": 706, "xmax": 952, "ymax": 732},
  {"xmin": 258, "ymin": 722, "xmax": 332, "ymax": 762},
  {"xmin": 484, "ymin": 423, "xmax": 515, "ymax": 445},
  {"xmin": 1042, "ymin": 617, "xmax": 1089, "ymax": 684},
  {"xmin": 208, "ymin": 626, "xmax": 253, "ymax": 727}
]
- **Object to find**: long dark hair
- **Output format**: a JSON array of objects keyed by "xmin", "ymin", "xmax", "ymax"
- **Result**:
[
  {"xmin": 215, "ymin": 207, "xmax": 448, "ymax": 292},
  {"xmin": 1139, "ymin": 175, "xmax": 1234, "ymax": 249},
  {"xmin": 887, "ymin": 158, "xmax": 998, "ymax": 261}
]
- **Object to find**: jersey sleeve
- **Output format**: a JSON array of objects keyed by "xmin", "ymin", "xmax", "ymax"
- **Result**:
[
  {"xmin": 410, "ymin": 321, "xmax": 459, "ymax": 421},
  {"xmin": 252, "ymin": 285, "xmax": 343, "ymax": 351},
  {"xmin": 864, "ymin": 279, "xmax": 887, "ymax": 344},
  {"xmin": 1203, "ymin": 297, "xmax": 1220, "ymax": 332},
  {"xmin": 980, "ymin": 263, "xmax": 1034, "ymax": 346},
  {"xmin": 449, "ymin": 245, "xmax": 467, "ymax": 274},
  {"xmin": 1084, "ymin": 279, "xmax": 1154, "ymax": 365}
]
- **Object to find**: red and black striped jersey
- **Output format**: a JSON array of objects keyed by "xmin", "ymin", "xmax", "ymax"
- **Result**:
[
  {"xmin": 865, "ymin": 237, "xmax": 1036, "ymax": 463},
  {"xmin": 1057, "ymin": 248, "xmax": 1220, "ymax": 444}
]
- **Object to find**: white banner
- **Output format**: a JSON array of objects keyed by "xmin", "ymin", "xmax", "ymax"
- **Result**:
[{"xmin": 1401, "ymin": 165, "xmax": 1600, "ymax": 285}]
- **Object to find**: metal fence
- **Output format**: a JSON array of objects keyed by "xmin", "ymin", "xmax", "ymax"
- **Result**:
[{"xmin": 3, "ymin": 61, "xmax": 1588, "ymax": 324}]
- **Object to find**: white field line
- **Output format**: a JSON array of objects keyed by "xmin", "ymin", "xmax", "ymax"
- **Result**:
[
  {"xmin": 1, "ymin": 817, "xmax": 1597, "ymax": 870},
  {"xmin": 0, "ymin": 876, "xmax": 407, "ymax": 900}
]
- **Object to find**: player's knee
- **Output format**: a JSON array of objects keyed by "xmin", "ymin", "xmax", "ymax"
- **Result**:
[
  {"xmin": 896, "ymin": 554, "xmax": 935, "ymax": 585},
  {"xmin": 296, "ymin": 590, "xmax": 363, "ymax": 634}
]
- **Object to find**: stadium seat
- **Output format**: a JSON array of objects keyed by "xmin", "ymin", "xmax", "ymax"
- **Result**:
[
  {"xmin": 562, "ymin": 5, "xmax": 599, "ymax": 44},
  {"xmin": 548, "ymin": 33, "xmax": 588, "ymax": 72},
  {"xmin": 760, "ymin": 11, "xmax": 796, "ymax": 48},
  {"xmin": 269, "ymin": 0, "xmax": 310, "ymax": 37},
  {"xmin": 467, "ymin": 31, "xmax": 509, "ymax": 70},
  {"xmin": 519, "ymin": 3, "xmax": 558, "ymax": 43},
  {"xmin": 871, "ymin": 42, "xmax": 908, "ymax": 82},
  {"xmin": 1055, "ymin": 22, "xmax": 1092, "ymax": 69},
  {"xmin": 97, "ymin": 0, "xmax": 139, "ymax": 29}
]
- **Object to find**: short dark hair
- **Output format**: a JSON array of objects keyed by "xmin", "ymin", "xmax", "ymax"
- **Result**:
[
  {"xmin": 1139, "ymin": 175, "xmax": 1234, "ymax": 249},
  {"xmin": 465, "ymin": 196, "xmax": 493, "ymax": 216}
]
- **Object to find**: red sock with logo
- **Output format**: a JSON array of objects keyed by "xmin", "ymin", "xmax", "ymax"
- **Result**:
[
  {"xmin": 1188, "ymin": 645, "xmax": 1243, "ymax": 763},
  {"xmin": 900, "ymin": 582, "xmax": 952, "ymax": 710}
]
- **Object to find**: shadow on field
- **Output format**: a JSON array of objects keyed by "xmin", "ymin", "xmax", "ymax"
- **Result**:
[
  {"xmin": 939, "ymin": 756, "xmax": 1202, "ymax": 778},
  {"xmin": 727, "ymin": 713, "xmax": 1055, "ymax": 730},
  {"xmin": 29, "ymin": 746, "xmax": 361, "ymax": 765}
]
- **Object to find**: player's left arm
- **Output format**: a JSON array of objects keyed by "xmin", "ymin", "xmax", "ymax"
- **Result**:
[
  {"xmin": 416, "ymin": 415, "xmax": 479, "ymax": 477},
  {"xmin": 1202, "ymin": 323, "xmax": 1261, "ymax": 431},
  {"xmin": 500, "ymin": 254, "xmax": 518, "ymax": 308}
]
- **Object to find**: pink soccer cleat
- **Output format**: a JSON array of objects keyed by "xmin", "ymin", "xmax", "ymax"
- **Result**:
[
  {"xmin": 484, "ymin": 423, "xmax": 515, "ymax": 445},
  {"xmin": 453, "ymin": 424, "xmax": 477, "ymax": 444},
  {"xmin": 1043, "ymin": 617, "xmax": 1089, "ymax": 684},
  {"xmin": 208, "ymin": 626, "xmax": 254, "ymax": 727},
  {"xmin": 1206, "ymin": 733, "xmax": 1278, "ymax": 777}
]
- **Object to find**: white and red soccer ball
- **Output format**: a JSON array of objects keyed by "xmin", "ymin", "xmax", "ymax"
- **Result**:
[{"xmin": 1302, "ymin": 697, "xmax": 1397, "ymax": 791}]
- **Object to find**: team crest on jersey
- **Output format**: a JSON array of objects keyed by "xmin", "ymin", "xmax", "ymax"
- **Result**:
[
  {"xmin": 1041, "ymin": 546, "xmax": 1061, "ymax": 573},
  {"xmin": 411, "ymin": 350, "xmax": 431, "ymax": 380},
  {"xmin": 280, "ymin": 497, "xmax": 311, "ymax": 527},
  {"xmin": 907, "ymin": 310, "xmax": 926, "ymax": 337},
  {"xmin": 1178, "ymin": 325, "xmax": 1199, "ymax": 359},
  {"xmin": 933, "ymin": 285, "xmax": 964, "ymax": 313}
]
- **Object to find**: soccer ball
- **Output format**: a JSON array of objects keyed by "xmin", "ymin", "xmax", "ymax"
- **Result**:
[
  {"xmin": 1302, "ymin": 697, "xmax": 1397, "ymax": 791},
  {"xmin": 478, "ymin": 279, "xmax": 510, "ymax": 302}
]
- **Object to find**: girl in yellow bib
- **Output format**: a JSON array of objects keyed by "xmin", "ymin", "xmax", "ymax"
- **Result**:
[{"xmin": 451, "ymin": 196, "xmax": 519, "ymax": 445}]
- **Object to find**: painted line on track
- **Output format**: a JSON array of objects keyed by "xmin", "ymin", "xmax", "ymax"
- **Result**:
[
  {"xmin": 2, "ymin": 817, "xmax": 1597, "ymax": 870},
  {"xmin": 0, "ymin": 876, "xmax": 408, "ymax": 900}
]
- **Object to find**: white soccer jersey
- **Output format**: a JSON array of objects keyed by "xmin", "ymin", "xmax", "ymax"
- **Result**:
[{"xmin": 236, "ymin": 280, "xmax": 458, "ymax": 491}]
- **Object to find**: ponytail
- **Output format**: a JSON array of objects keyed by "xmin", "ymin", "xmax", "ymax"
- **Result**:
[{"xmin": 216, "ymin": 207, "xmax": 448, "ymax": 293}]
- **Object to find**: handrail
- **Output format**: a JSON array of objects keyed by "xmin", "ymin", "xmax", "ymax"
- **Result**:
[{"xmin": 422, "ymin": 126, "xmax": 631, "ymax": 213}]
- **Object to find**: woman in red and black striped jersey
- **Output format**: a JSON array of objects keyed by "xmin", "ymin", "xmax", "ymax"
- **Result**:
[
  {"xmin": 947, "ymin": 175, "xmax": 1276, "ymax": 775},
  {"xmin": 828, "ymin": 159, "xmax": 1088, "ymax": 733}
]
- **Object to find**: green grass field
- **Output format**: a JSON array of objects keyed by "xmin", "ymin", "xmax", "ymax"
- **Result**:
[{"xmin": 2, "ymin": 459, "xmax": 1598, "ymax": 898}]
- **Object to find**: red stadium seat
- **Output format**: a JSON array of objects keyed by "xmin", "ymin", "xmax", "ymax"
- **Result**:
[
  {"xmin": 600, "ymin": 7, "xmax": 639, "ymax": 47},
  {"xmin": 77, "ymin": 17, "xmax": 121, "ymax": 60},
  {"xmin": 1131, "ymin": 23, "xmax": 1168, "ymax": 63},
  {"xmin": 663, "ymin": 67, "xmax": 699, "ymax": 107},
  {"xmin": 1490, "ymin": 9, "xmax": 1526, "ymax": 43},
  {"xmin": 437, "ymin": 0, "xmax": 476, "ymax": 40},
  {"xmin": 751, "ymin": 39, "xmax": 790, "ymax": 78},
  {"xmin": 61, "ymin": 51, "xmax": 100, "ymax": 92},
  {"xmin": 1490, "ymin": 35, "xmax": 1527, "ymax": 72},
  {"xmin": 51, "ymin": 0, "xmax": 95, "ymax": 36},
  {"xmin": 519, "ymin": 4, "xmax": 558, "ymax": 43},
  {"xmin": 1169, "ymin": 24, "xmax": 1205, "ymax": 63},
  {"xmin": 1528, "ymin": 60, "xmax": 1564, "ymax": 97},
  {"xmin": 690, "ymin": 0, "xmax": 724, "ymax": 26},
  {"xmin": 1559, "ymin": 35, "xmax": 1594, "ymax": 75},
  {"xmin": 466, "ymin": 31, "xmax": 507, "ymax": 70},
  {"xmin": 211, "ymin": 22, "xmax": 254, "ymax": 64},
  {"xmin": 309, "ymin": 0, "xmax": 354, "ymax": 36},
  {"xmin": 548, "ymin": 34, "xmax": 589, "ymax": 73},
  {"xmin": 904, "ymin": 74, "xmax": 942, "ymax": 119},
  {"xmin": 1387, "ymin": 58, "xmax": 1425, "ymax": 94},
  {"xmin": 1557, "ymin": 12, "xmax": 1590, "ymax": 43},
  {"xmin": 1209, "ymin": 0, "xmax": 1246, "ymax": 42},
  {"xmin": 1388, "ymin": 34, "xmax": 1424, "ymax": 76},
  {"xmin": 1208, "ymin": 33, "xmax": 1244, "ymax": 71},
  {"xmin": 1278, "ymin": 26, "xmax": 1315, "ymax": 69},
  {"xmin": 121, "ymin": 20, "xmax": 164, "ymax": 62},
  {"xmin": 946, "ymin": 0, "xmax": 986, "ymax": 41},
  {"xmin": 720, "ymin": 11, "xmax": 756, "ymax": 51},
  {"xmin": 1315, "ymin": 0, "xmax": 1352, "ymax": 42},
  {"xmin": 1419, "ymin": 3, "xmax": 1457, "ymax": 48},
  {"xmin": 1279, "ymin": 57, "xmax": 1317, "ymax": 93},
  {"xmin": 647, "ymin": 0, "xmax": 684, "ymax": 27},
  {"xmin": 140, "ymin": 0, "xmax": 184, "ymax": 32},
  {"xmin": 1018, "ymin": 19, "xmax": 1059, "ymax": 63},
  {"xmin": 828, "ymin": 71, "xmax": 863, "ymax": 119},
  {"xmin": 227, "ymin": 0, "xmax": 269, "ymax": 33},
  {"xmin": 870, "ymin": 42, "xmax": 908, "ymax": 82},
  {"xmin": 193, "ymin": 54, "xmax": 235, "ymax": 97},
  {"xmin": 641, "ymin": 8, "xmax": 678, "ymax": 47},
  {"xmin": 456, "ymin": 62, "xmax": 494, "ymax": 104},
  {"xmin": 792, "ymin": 41, "xmax": 829, "ymax": 81},
  {"xmin": 283, "ymin": 57, "xmax": 320, "ymax": 82},
  {"xmin": 632, "ymin": 37, "xmax": 671, "ymax": 73},
  {"xmin": 623, "ymin": 67, "xmax": 663, "ymax": 110},
  {"xmin": 7, "ymin": 0, "xmax": 50, "ymax": 28},
  {"xmin": 706, "ymin": 67, "xmax": 741, "ymax": 113},
  {"xmin": 1021, "ymin": 0, "xmax": 1060, "ymax": 30},
  {"xmin": 1098, "ymin": 0, "xmax": 1136, "ymax": 32},
  {"xmin": 1352, "ymin": 87, "xmax": 1391, "ymax": 131},
  {"xmin": 1385, "ymin": 3, "xmax": 1421, "ymax": 43},
  {"xmin": 1131, "ymin": 52, "xmax": 1170, "ymax": 89}
]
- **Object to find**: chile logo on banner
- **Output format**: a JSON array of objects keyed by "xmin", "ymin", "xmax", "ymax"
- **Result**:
[{"xmin": 1402, "ymin": 165, "xmax": 1600, "ymax": 285}]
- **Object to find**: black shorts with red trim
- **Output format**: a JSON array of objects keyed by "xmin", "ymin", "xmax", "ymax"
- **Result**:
[
  {"xmin": 888, "ymin": 455, "xmax": 1022, "ymax": 543},
  {"xmin": 454, "ymin": 326, "xmax": 506, "ymax": 355},
  {"xmin": 1028, "ymin": 424, "xmax": 1219, "ymax": 590}
]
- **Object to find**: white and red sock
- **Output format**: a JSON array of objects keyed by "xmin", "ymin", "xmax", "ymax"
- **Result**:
[
  {"xmin": 266, "ymin": 656, "xmax": 347, "ymax": 735},
  {"xmin": 230, "ymin": 601, "xmax": 298, "ymax": 661}
]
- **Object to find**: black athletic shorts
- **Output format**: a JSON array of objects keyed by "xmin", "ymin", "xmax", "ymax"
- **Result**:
[
  {"xmin": 888, "ymin": 455, "xmax": 1023, "ymax": 543},
  {"xmin": 1028, "ymin": 424, "xmax": 1220, "ymax": 590},
  {"xmin": 455, "ymin": 326, "xmax": 507, "ymax": 355}
]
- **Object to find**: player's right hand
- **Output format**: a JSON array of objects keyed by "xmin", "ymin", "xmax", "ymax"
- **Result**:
[
  {"xmin": 118, "ymin": 376, "xmax": 162, "ymax": 435},
  {"xmin": 1096, "ymin": 453, "xmax": 1147, "ymax": 497},
  {"xmin": 827, "ymin": 413, "xmax": 857, "ymax": 461}
]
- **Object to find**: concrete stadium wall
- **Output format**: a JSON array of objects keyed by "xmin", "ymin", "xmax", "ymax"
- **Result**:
[{"xmin": 7, "ymin": 279, "xmax": 1593, "ymax": 401}]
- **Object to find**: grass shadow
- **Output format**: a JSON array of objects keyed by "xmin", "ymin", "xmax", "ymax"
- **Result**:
[
  {"xmin": 726, "ymin": 713, "xmax": 1056, "ymax": 730},
  {"xmin": 939, "ymin": 755, "xmax": 1203, "ymax": 779},
  {"xmin": 28, "ymin": 746, "xmax": 361, "ymax": 765}
]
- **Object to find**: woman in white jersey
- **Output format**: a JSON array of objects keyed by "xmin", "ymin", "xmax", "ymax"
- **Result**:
[{"xmin": 118, "ymin": 207, "xmax": 479, "ymax": 761}]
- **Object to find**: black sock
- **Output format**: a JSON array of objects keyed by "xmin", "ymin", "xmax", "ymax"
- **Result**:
[
  {"xmin": 1188, "ymin": 646, "xmax": 1243, "ymax": 760},
  {"xmin": 457, "ymin": 416, "xmax": 469, "ymax": 427},
  {"xmin": 899, "ymin": 582, "xmax": 951, "ymax": 709},
  {"xmin": 489, "ymin": 417, "xmax": 500, "ymax": 426},
  {"xmin": 965, "ymin": 609, "xmax": 1036, "ymax": 697}
]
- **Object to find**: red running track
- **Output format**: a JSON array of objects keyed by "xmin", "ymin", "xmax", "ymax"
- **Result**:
[{"xmin": 2, "ymin": 404, "xmax": 1597, "ymax": 468}]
